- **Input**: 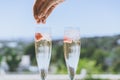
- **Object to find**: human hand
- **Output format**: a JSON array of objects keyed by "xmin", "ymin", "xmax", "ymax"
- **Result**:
[{"xmin": 33, "ymin": 0, "xmax": 64, "ymax": 24}]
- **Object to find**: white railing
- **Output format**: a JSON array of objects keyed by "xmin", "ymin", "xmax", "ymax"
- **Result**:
[{"xmin": 0, "ymin": 74, "xmax": 120, "ymax": 80}]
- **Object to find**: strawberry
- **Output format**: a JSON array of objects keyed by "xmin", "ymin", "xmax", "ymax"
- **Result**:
[
  {"xmin": 64, "ymin": 36, "xmax": 72, "ymax": 43},
  {"xmin": 35, "ymin": 33, "xmax": 43, "ymax": 41}
]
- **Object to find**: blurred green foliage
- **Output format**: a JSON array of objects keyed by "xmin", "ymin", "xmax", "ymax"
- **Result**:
[
  {"xmin": 0, "ymin": 35, "xmax": 120, "ymax": 74},
  {"xmin": 77, "ymin": 59, "xmax": 102, "ymax": 74},
  {"xmin": 24, "ymin": 43, "xmax": 36, "ymax": 65},
  {"xmin": 0, "ymin": 55, "xmax": 2, "ymax": 64},
  {"xmin": 5, "ymin": 48, "xmax": 21, "ymax": 72},
  {"xmin": 51, "ymin": 44, "xmax": 67, "ymax": 74},
  {"xmin": 111, "ymin": 46, "xmax": 120, "ymax": 73}
]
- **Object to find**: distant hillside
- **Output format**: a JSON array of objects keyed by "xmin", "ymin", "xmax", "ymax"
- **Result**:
[
  {"xmin": 52, "ymin": 34, "xmax": 120, "ymax": 73},
  {"xmin": 53, "ymin": 34, "xmax": 120, "ymax": 49},
  {"xmin": 0, "ymin": 34, "xmax": 119, "ymax": 73}
]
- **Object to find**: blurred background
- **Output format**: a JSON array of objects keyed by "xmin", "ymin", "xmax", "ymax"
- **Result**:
[{"xmin": 0, "ymin": 0, "xmax": 120, "ymax": 79}]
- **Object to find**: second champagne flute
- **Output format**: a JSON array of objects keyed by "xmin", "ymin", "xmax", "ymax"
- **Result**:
[
  {"xmin": 64, "ymin": 27, "xmax": 80, "ymax": 80},
  {"xmin": 35, "ymin": 26, "xmax": 52, "ymax": 80}
]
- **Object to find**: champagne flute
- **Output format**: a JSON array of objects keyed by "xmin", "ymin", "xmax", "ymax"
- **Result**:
[
  {"xmin": 35, "ymin": 26, "xmax": 52, "ymax": 80},
  {"xmin": 64, "ymin": 27, "xmax": 80, "ymax": 80}
]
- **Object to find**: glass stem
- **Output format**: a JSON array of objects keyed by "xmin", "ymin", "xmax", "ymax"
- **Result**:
[
  {"xmin": 40, "ymin": 69, "xmax": 47, "ymax": 80},
  {"xmin": 69, "ymin": 73, "xmax": 75, "ymax": 80},
  {"xmin": 68, "ymin": 66, "xmax": 75, "ymax": 80}
]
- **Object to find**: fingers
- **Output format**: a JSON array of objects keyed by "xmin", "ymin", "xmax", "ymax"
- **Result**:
[
  {"xmin": 42, "ymin": 4, "xmax": 57, "ymax": 23},
  {"xmin": 37, "ymin": 18, "xmax": 41, "ymax": 23},
  {"xmin": 33, "ymin": 0, "xmax": 45, "ymax": 21},
  {"xmin": 38, "ymin": 0, "xmax": 65, "ymax": 19},
  {"xmin": 37, "ymin": 0, "xmax": 46, "ymax": 12},
  {"xmin": 37, "ymin": 17, "xmax": 45, "ymax": 24},
  {"xmin": 34, "ymin": 0, "xmax": 65, "ymax": 24},
  {"xmin": 33, "ymin": 1, "xmax": 38, "ymax": 20}
]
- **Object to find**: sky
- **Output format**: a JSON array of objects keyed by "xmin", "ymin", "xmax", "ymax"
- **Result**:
[{"xmin": 0, "ymin": 0, "xmax": 120, "ymax": 40}]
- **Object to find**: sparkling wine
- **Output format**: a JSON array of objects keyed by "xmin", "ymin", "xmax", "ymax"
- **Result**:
[
  {"xmin": 64, "ymin": 40, "xmax": 80, "ymax": 80},
  {"xmin": 35, "ymin": 32, "xmax": 52, "ymax": 80},
  {"xmin": 64, "ymin": 27, "xmax": 80, "ymax": 80}
]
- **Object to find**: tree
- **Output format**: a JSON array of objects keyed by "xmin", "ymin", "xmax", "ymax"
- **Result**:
[
  {"xmin": 24, "ymin": 43, "xmax": 36, "ymax": 65},
  {"xmin": 111, "ymin": 46, "xmax": 120, "ymax": 73},
  {"xmin": 5, "ymin": 48, "xmax": 21, "ymax": 72},
  {"xmin": 0, "ymin": 54, "xmax": 2, "ymax": 64},
  {"xmin": 81, "ymin": 38, "xmax": 97, "ymax": 58},
  {"xmin": 93, "ymin": 49, "xmax": 109, "ymax": 71},
  {"xmin": 51, "ymin": 44, "xmax": 67, "ymax": 73}
]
